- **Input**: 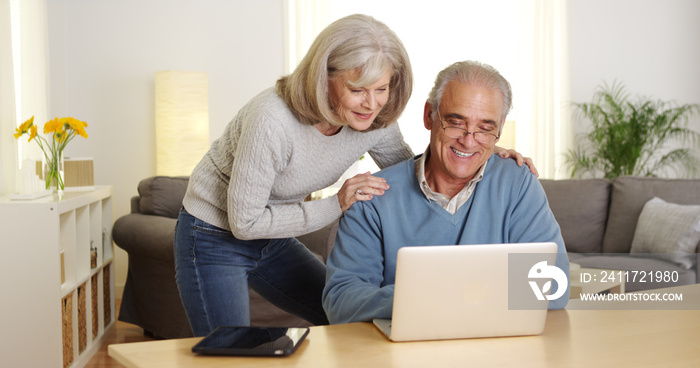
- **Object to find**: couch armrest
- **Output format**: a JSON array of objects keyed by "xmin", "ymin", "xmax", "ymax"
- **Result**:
[{"xmin": 113, "ymin": 213, "xmax": 177, "ymax": 261}]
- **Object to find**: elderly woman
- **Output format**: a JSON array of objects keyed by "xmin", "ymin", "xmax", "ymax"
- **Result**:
[{"xmin": 174, "ymin": 14, "xmax": 533, "ymax": 336}]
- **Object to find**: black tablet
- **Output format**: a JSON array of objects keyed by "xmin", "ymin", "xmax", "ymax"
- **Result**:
[{"xmin": 191, "ymin": 326, "xmax": 310, "ymax": 357}]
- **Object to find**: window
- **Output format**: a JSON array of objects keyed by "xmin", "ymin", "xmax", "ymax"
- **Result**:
[{"xmin": 0, "ymin": 0, "xmax": 49, "ymax": 194}]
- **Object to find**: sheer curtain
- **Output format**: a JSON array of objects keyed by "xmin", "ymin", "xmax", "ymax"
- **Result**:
[
  {"xmin": 516, "ymin": 0, "xmax": 573, "ymax": 179},
  {"xmin": 0, "ymin": 0, "xmax": 16, "ymax": 195},
  {"xmin": 283, "ymin": 0, "xmax": 331, "ymax": 74},
  {"xmin": 0, "ymin": 0, "xmax": 50, "ymax": 195}
]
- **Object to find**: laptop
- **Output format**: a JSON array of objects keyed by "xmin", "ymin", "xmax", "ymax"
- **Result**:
[{"xmin": 373, "ymin": 242, "xmax": 560, "ymax": 342}]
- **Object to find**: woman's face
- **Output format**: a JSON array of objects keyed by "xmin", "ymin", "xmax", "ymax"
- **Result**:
[{"xmin": 328, "ymin": 68, "xmax": 392, "ymax": 131}]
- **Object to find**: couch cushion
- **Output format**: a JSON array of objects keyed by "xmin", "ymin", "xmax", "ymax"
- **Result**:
[
  {"xmin": 630, "ymin": 197, "xmax": 700, "ymax": 269},
  {"xmin": 603, "ymin": 176, "xmax": 700, "ymax": 253},
  {"xmin": 138, "ymin": 176, "xmax": 189, "ymax": 219},
  {"xmin": 540, "ymin": 179, "xmax": 611, "ymax": 253}
]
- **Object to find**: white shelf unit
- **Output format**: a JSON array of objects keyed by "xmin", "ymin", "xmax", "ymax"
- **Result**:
[{"xmin": 0, "ymin": 187, "xmax": 115, "ymax": 368}]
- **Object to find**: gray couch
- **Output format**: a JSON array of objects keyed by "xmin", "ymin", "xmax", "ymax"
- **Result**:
[
  {"xmin": 541, "ymin": 176, "xmax": 700, "ymax": 292},
  {"xmin": 113, "ymin": 175, "xmax": 700, "ymax": 339}
]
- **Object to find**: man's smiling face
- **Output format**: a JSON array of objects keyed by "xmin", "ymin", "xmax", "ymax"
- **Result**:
[{"xmin": 423, "ymin": 80, "xmax": 503, "ymax": 192}]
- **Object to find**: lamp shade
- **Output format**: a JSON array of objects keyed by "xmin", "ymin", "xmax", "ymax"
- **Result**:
[
  {"xmin": 155, "ymin": 70, "xmax": 210, "ymax": 176},
  {"xmin": 499, "ymin": 120, "xmax": 516, "ymax": 149}
]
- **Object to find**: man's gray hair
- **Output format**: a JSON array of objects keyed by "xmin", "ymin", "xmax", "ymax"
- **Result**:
[{"xmin": 427, "ymin": 60, "xmax": 512, "ymax": 122}]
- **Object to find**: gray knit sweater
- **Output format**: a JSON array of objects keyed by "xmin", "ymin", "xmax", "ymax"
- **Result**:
[{"xmin": 183, "ymin": 88, "xmax": 414, "ymax": 240}]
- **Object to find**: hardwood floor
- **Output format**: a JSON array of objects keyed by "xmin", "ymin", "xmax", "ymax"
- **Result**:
[{"xmin": 84, "ymin": 300, "xmax": 154, "ymax": 368}]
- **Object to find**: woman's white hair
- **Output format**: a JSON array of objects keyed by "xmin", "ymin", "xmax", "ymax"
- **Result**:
[{"xmin": 277, "ymin": 14, "xmax": 413, "ymax": 130}]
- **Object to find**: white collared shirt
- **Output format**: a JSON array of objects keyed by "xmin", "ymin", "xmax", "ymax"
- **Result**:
[{"xmin": 414, "ymin": 148, "xmax": 486, "ymax": 215}]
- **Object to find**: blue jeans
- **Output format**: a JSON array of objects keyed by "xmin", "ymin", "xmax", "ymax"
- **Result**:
[{"xmin": 174, "ymin": 209, "xmax": 329, "ymax": 336}]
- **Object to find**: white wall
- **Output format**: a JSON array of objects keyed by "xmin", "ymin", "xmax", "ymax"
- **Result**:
[
  {"xmin": 47, "ymin": 0, "xmax": 285, "ymax": 296},
  {"xmin": 568, "ymin": 0, "xmax": 700, "ymax": 137}
]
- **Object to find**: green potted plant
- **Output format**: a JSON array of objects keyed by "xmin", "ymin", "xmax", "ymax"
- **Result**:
[{"xmin": 565, "ymin": 81, "xmax": 700, "ymax": 179}]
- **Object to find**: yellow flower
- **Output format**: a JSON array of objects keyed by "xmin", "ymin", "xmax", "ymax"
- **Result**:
[
  {"xmin": 66, "ymin": 117, "xmax": 89, "ymax": 138},
  {"xmin": 12, "ymin": 114, "xmax": 88, "ymax": 192},
  {"xmin": 43, "ymin": 117, "xmax": 62, "ymax": 134},
  {"xmin": 28, "ymin": 125, "xmax": 38, "ymax": 142},
  {"xmin": 13, "ymin": 116, "xmax": 34, "ymax": 139},
  {"xmin": 55, "ymin": 130, "xmax": 69, "ymax": 144}
]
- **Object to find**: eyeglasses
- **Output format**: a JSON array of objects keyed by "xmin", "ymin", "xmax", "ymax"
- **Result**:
[{"xmin": 436, "ymin": 110, "xmax": 500, "ymax": 145}]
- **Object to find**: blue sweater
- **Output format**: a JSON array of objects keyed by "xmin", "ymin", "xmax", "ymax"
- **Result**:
[{"xmin": 322, "ymin": 154, "xmax": 569, "ymax": 324}]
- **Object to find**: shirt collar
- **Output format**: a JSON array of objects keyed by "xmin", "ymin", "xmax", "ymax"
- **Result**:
[{"xmin": 415, "ymin": 147, "xmax": 487, "ymax": 210}]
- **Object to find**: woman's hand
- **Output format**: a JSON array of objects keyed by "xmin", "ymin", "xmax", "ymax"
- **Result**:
[
  {"xmin": 494, "ymin": 146, "xmax": 539, "ymax": 177},
  {"xmin": 337, "ymin": 172, "xmax": 390, "ymax": 212}
]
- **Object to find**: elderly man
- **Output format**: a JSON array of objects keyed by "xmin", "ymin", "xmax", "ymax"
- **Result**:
[{"xmin": 322, "ymin": 60, "xmax": 569, "ymax": 324}]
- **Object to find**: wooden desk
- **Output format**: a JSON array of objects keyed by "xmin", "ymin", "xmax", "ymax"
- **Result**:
[{"xmin": 109, "ymin": 284, "xmax": 700, "ymax": 368}]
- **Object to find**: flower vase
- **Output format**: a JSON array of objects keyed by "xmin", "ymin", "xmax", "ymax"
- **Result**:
[{"xmin": 44, "ymin": 151, "xmax": 65, "ymax": 196}]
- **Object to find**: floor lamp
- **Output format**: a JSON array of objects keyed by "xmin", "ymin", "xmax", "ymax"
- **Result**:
[{"xmin": 155, "ymin": 70, "xmax": 210, "ymax": 176}]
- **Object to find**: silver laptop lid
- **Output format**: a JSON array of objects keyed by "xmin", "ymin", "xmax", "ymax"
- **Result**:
[{"xmin": 388, "ymin": 242, "xmax": 560, "ymax": 341}]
